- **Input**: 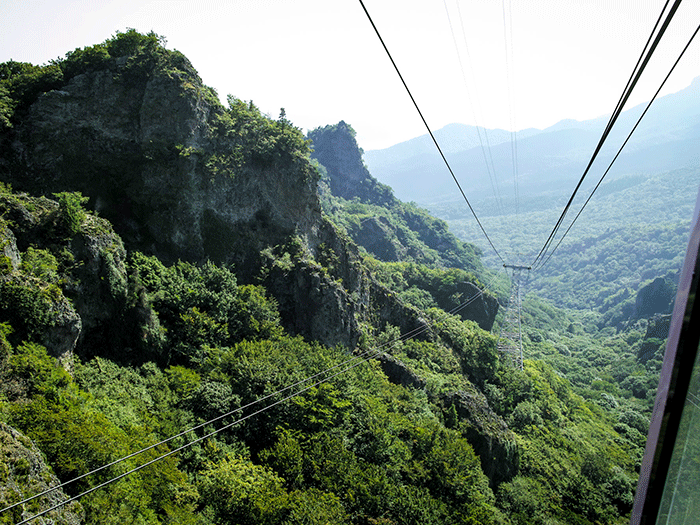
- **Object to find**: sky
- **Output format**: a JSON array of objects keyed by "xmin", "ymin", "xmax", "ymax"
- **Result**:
[{"xmin": 1, "ymin": 0, "xmax": 698, "ymax": 151}]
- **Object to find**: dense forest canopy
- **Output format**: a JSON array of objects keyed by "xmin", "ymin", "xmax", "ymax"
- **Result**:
[{"xmin": 0, "ymin": 29, "xmax": 688, "ymax": 525}]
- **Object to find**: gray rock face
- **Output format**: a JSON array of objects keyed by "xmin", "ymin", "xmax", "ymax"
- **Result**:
[
  {"xmin": 2, "ymin": 51, "xmax": 342, "ymax": 344},
  {"xmin": 0, "ymin": 55, "xmax": 435, "ymax": 349},
  {"xmin": 452, "ymin": 282, "xmax": 499, "ymax": 332},
  {"xmin": 267, "ymin": 262, "xmax": 359, "ymax": 349},
  {"xmin": 41, "ymin": 295, "xmax": 82, "ymax": 367},
  {"xmin": 0, "ymin": 423, "xmax": 84, "ymax": 524},
  {"xmin": 0, "ymin": 224, "xmax": 21, "ymax": 273},
  {"xmin": 635, "ymin": 277, "xmax": 676, "ymax": 318},
  {"xmin": 645, "ymin": 314, "xmax": 672, "ymax": 339},
  {"xmin": 637, "ymin": 314, "xmax": 672, "ymax": 363},
  {"xmin": 443, "ymin": 389, "xmax": 519, "ymax": 487},
  {"xmin": 1, "ymin": 48, "xmax": 493, "ymax": 350},
  {"xmin": 378, "ymin": 354, "xmax": 426, "ymax": 389},
  {"xmin": 67, "ymin": 214, "xmax": 128, "ymax": 352},
  {"xmin": 6, "ymin": 56, "xmax": 320, "ymax": 270}
]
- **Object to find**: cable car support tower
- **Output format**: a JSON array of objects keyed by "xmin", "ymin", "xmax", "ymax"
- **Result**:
[{"xmin": 497, "ymin": 265, "xmax": 531, "ymax": 370}]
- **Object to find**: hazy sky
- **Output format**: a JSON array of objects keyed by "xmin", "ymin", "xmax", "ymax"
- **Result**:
[{"xmin": 1, "ymin": 0, "xmax": 698, "ymax": 150}]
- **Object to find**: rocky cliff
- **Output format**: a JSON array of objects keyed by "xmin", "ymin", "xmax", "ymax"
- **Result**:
[
  {"xmin": 0, "ymin": 423, "xmax": 83, "ymax": 524},
  {"xmin": 0, "ymin": 189, "xmax": 129, "ymax": 363},
  {"xmin": 0, "ymin": 32, "xmax": 449, "ymax": 350},
  {"xmin": 2, "ymin": 43, "xmax": 318, "ymax": 269}
]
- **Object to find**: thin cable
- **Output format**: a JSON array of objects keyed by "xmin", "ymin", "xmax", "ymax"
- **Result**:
[
  {"xmin": 536, "ymin": 22, "xmax": 700, "ymax": 270},
  {"xmin": 533, "ymin": 0, "xmax": 679, "ymax": 267},
  {"xmin": 455, "ymin": 0, "xmax": 506, "ymax": 219},
  {"xmin": 502, "ymin": 0, "xmax": 520, "ymax": 221},
  {"xmin": 1, "ymin": 329, "xmax": 404, "ymax": 515},
  {"xmin": 358, "ymin": 0, "xmax": 505, "ymax": 265},
  {"xmin": 531, "ymin": 0, "xmax": 683, "ymax": 268},
  {"xmin": 443, "ymin": 0, "xmax": 505, "ymax": 218},
  {"xmin": 455, "ymin": 0, "xmax": 500, "ymax": 185}
]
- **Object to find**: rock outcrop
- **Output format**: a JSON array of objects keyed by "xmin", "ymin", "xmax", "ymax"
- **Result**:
[
  {"xmin": 634, "ymin": 277, "xmax": 676, "ymax": 318},
  {"xmin": 0, "ymin": 423, "xmax": 84, "ymax": 525},
  {"xmin": 378, "ymin": 354, "xmax": 427, "ymax": 390},
  {"xmin": 309, "ymin": 121, "xmax": 394, "ymax": 206},
  {"xmin": 442, "ymin": 388, "xmax": 519, "ymax": 487},
  {"xmin": 0, "ymin": 191, "xmax": 128, "ymax": 362}
]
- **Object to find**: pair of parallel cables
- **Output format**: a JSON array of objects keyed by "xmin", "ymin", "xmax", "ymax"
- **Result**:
[
  {"xmin": 2, "ymin": 268, "xmax": 504, "ymax": 525},
  {"xmin": 531, "ymin": 0, "xmax": 699, "ymax": 270},
  {"xmin": 362, "ymin": 0, "xmax": 697, "ymax": 272}
]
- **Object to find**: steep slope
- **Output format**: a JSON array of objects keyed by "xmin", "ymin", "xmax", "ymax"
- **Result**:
[
  {"xmin": 0, "ymin": 32, "xmax": 645, "ymax": 525},
  {"xmin": 0, "ymin": 31, "xmax": 437, "ymax": 350},
  {"xmin": 308, "ymin": 121, "xmax": 499, "ymax": 330},
  {"xmin": 0, "ymin": 186, "xmax": 642, "ymax": 525}
]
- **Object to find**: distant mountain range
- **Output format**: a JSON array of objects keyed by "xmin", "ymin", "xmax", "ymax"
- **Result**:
[{"xmin": 364, "ymin": 77, "xmax": 700, "ymax": 207}]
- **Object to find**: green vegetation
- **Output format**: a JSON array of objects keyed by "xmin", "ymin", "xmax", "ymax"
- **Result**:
[
  {"xmin": 0, "ymin": 187, "xmax": 642, "ymax": 524},
  {"xmin": 441, "ymin": 167, "xmax": 698, "ymax": 321},
  {"xmin": 53, "ymin": 191, "xmax": 89, "ymax": 236},
  {"xmin": 0, "ymin": 31, "xmax": 668, "ymax": 525},
  {"xmin": 206, "ymin": 95, "xmax": 315, "ymax": 183}
]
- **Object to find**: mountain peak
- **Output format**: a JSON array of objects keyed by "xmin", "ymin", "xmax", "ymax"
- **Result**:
[{"xmin": 308, "ymin": 121, "xmax": 395, "ymax": 206}]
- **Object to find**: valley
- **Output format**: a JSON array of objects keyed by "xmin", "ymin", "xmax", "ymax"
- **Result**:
[{"xmin": 0, "ymin": 30, "xmax": 697, "ymax": 525}]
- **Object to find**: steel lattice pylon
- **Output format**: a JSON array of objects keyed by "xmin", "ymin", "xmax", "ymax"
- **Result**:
[{"xmin": 497, "ymin": 265, "xmax": 530, "ymax": 370}]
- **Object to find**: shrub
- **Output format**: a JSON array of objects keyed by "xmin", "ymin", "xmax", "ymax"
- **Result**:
[{"xmin": 53, "ymin": 191, "xmax": 89, "ymax": 236}]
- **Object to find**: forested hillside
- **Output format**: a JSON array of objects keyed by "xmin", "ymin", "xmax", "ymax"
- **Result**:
[
  {"xmin": 440, "ymin": 167, "xmax": 699, "ymax": 322},
  {"xmin": 0, "ymin": 30, "xmax": 656, "ymax": 525}
]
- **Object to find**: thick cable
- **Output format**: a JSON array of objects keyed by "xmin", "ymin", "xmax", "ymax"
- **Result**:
[
  {"xmin": 533, "ymin": 0, "xmax": 679, "ymax": 267},
  {"xmin": 536, "ymin": 22, "xmax": 700, "ymax": 270},
  {"xmin": 358, "ymin": 0, "xmax": 505, "ymax": 265},
  {"xmin": 603, "ymin": 0, "xmax": 671, "ymax": 145},
  {"xmin": 531, "ymin": 0, "xmax": 683, "ymax": 268}
]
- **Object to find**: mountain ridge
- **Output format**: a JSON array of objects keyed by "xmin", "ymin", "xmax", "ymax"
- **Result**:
[{"xmin": 364, "ymin": 77, "xmax": 700, "ymax": 204}]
